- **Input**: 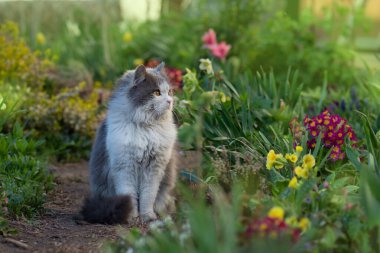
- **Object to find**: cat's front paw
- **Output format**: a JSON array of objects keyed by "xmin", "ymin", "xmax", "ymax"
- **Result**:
[
  {"xmin": 127, "ymin": 206, "xmax": 139, "ymax": 223},
  {"xmin": 140, "ymin": 212, "xmax": 157, "ymax": 222}
]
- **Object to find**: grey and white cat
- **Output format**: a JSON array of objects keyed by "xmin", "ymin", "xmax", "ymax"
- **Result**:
[{"xmin": 81, "ymin": 63, "xmax": 177, "ymax": 224}]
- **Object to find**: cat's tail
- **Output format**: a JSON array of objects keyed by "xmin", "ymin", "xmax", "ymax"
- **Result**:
[{"xmin": 80, "ymin": 195, "xmax": 132, "ymax": 224}]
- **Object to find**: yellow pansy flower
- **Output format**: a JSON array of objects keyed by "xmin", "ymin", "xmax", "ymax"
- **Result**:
[
  {"xmin": 298, "ymin": 217, "xmax": 310, "ymax": 231},
  {"xmin": 268, "ymin": 206, "xmax": 284, "ymax": 220},
  {"xmin": 296, "ymin": 146, "xmax": 303, "ymax": 153},
  {"xmin": 267, "ymin": 150, "xmax": 287, "ymax": 169},
  {"xmin": 274, "ymin": 153, "xmax": 286, "ymax": 169},
  {"xmin": 133, "ymin": 58, "xmax": 144, "ymax": 66},
  {"xmin": 302, "ymin": 154, "xmax": 315, "ymax": 170},
  {"xmin": 289, "ymin": 176, "xmax": 298, "ymax": 189},
  {"xmin": 36, "ymin": 32, "xmax": 46, "ymax": 45},
  {"xmin": 294, "ymin": 166, "xmax": 303, "ymax": 177},
  {"xmin": 289, "ymin": 154, "xmax": 298, "ymax": 163},
  {"xmin": 123, "ymin": 32, "xmax": 133, "ymax": 43},
  {"xmin": 285, "ymin": 215, "xmax": 298, "ymax": 226},
  {"xmin": 266, "ymin": 150, "xmax": 276, "ymax": 170},
  {"xmin": 259, "ymin": 224, "xmax": 268, "ymax": 231},
  {"xmin": 300, "ymin": 168, "xmax": 309, "ymax": 179}
]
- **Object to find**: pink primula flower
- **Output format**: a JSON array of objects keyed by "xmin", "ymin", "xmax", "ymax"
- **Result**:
[
  {"xmin": 202, "ymin": 29, "xmax": 217, "ymax": 48},
  {"xmin": 209, "ymin": 41, "xmax": 231, "ymax": 60}
]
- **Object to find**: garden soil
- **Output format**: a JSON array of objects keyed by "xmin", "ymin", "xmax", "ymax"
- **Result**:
[{"xmin": 0, "ymin": 151, "xmax": 201, "ymax": 253}]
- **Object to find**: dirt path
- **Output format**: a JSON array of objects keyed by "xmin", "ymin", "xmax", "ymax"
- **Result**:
[
  {"xmin": 0, "ymin": 152, "xmax": 200, "ymax": 253},
  {"xmin": 0, "ymin": 162, "xmax": 125, "ymax": 253}
]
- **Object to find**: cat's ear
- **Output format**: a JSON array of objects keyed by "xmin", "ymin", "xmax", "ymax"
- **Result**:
[
  {"xmin": 134, "ymin": 65, "xmax": 146, "ymax": 84},
  {"xmin": 155, "ymin": 62, "xmax": 165, "ymax": 74}
]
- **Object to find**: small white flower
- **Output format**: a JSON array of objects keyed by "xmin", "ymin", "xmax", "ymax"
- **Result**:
[
  {"xmin": 125, "ymin": 248, "xmax": 134, "ymax": 253},
  {"xmin": 135, "ymin": 237, "xmax": 146, "ymax": 247},
  {"xmin": 163, "ymin": 216, "xmax": 173, "ymax": 226},
  {"xmin": 179, "ymin": 231, "xmax": 191, "ymax": 246},
  {"xmin": 149, "ymin": 219, "xmax": 164, "ymax": 231},
  {"xmin": 199, "ymin": 58, "xmax": 214, "ymax": 75},
  {"xmin": 66, "ymin": 20, "xmax": 81, "ymax": 37}
]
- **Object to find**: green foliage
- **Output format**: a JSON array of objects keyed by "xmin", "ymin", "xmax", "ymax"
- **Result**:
[
  {"xmin": 177, "ymin": 66, "xmax": 304, "ymax": 175},
  {"xmin": 1, "ymin": 0, "xmax": 363, "ymax": 89},
  {"xmin": 121, "ymin": 0, "xmax": 264, "ymax": 70},
  {"xmin": 346, "ymin": 111, "xmax": 380, "ymax": 175},
  {"xmin": 103, "ymin": 185, "xmax": 303, "ymax": 253},
  {"xmin": 245, "ymin": 11, "xmax": 358, "ymax": 88},
  {"xmin": 0, "ymin": 1, "xmax": 122, "ymax": 81},
  {"xmin": 0, "ymin": 122, "xmax": 52, "ymax": 218},
  {"xmin": 0, "ymin": 98, "xmax": 52, "ymax": 233},
  {"xmin": 0, "ymin": 21, "xmax": 104, "ymax": 161}
]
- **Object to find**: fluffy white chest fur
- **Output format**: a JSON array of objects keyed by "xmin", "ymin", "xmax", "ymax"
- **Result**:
[{"xmin": 106, "ymin": 120, "xmax": 176, "ymax": 165}]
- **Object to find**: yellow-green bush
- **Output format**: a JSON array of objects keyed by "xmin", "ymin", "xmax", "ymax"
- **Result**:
[
  {"xmin": 0, "ymin": 21, "xmax": 104, "ymax": 160},
  {"xmin": 0, "ymin": 21, "xmax": 54, "ymax": 89},
  {"xmin": 26, "ymin": 82, "xmax": 105, "ymax": 160}
]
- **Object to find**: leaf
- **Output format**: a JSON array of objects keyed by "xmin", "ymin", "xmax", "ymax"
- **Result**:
[
  {"xmin": 280, "ymin": 187, "xmax": 292, "ymax": 199},
  {"xmin": 317, "ymin": 74, "xmax": 328, "ymax": 112},
  {"xmin": 258, "ymin": 131, "xmax": 272, "ymax": 151},
  {"xmin": 346, "ymin": 143, "xmax": 363, "ymax": 171},
  {"xmin": 312, "ymin": 133, "xmax": 323, "ymax": 157},
  {"xmin": 210, "ymin": 136, "xmax": 230, "ymax": 141},
  {"xmin": 268, "ymin": 169, "xmax": 287, "ymax": 183},
  {"xmin": 356, "ymin": 111, "xmax": 380, "ymax": 175},
  {"xmin": 344, "ymin": 185, "xmax": 359, "ymax": 193},
  {"xmin": 295, "ymin": 179, "xmax": 315, "ymax": 206},
  {"xmin": 360, "ymin": 168, "xmax": 380, "ymax": 228},
  {"xmin": 320, "ymin": 227, "xmax": 337, "ymax": 248},
  {"xmin": 223, "ymin": 79, "xmax": 240, "ymax": 98},
  {"xmin": 318, "ymin": 147, "xmax": 332, "ymax": 169},
  {"xmin": 332, "ymin": 177, "xmax": 350, "ymax": 189}
]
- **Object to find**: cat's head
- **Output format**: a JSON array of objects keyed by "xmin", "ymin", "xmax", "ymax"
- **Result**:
[{"xmin": 112, "ymin": 62, "xmax": 174, "ymax": 123}]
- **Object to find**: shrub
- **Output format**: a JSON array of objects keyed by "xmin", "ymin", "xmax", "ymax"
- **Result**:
[
  {"xmin": 0, "ymin": 21, "xmax": 104, "ymax": 161},
  {"xmin": 0, "ymin": 103, "xmax": 52, "ymax": 220},
  {"xmin": 0, "ymin": 21, "xmax": 54, "ymax": 89},
  {"xmin": 25, "ymin": 82, "xmax": 105, "ymax": 160}
]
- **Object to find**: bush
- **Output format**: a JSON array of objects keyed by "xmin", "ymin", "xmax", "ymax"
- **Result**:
[
  {"xmin": 0, "ymin": 21, "xmax": 54, "ymax": 89},
  {"xmin": 0, "ymin": 21, "xmax": 105, "ymax": 161},
  {"xmin": 25, "ymin": 82, "xmax": 105, "ymax": 160},
  {"xmin": 0, "ymin": 104, "xmax": 52, "ymax": 222}
]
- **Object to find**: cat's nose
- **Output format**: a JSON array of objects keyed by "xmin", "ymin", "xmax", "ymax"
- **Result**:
[{"xmin": 166, "ymin": 99, "xmax": 172, "ymax": 105}]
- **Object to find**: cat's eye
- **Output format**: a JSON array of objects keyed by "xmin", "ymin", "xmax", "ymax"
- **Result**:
[
  {"xmin": 153, "ymin": 90, "xmax": 161, "ymax": 96},
  {"xmin": 168, "ymin": 89, "xmax": 174, "ymax": 96}
]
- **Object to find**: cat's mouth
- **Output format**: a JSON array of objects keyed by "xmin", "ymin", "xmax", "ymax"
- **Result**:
[{"xmin": 145, "ymin": 104, "xmax": 171, "ymax": 120}]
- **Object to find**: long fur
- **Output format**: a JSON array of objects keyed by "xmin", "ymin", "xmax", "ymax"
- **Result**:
[
  {"xmin": 81, "ymin": 195, "xmax": 132, "ymax": 224},
  {"xmin": 82, "ymin": 63, "xmax": 177, "ymax": 224}
]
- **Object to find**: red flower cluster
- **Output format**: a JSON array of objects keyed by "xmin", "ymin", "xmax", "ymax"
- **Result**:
[
  {"xmin": 145, "ymin": 59, "xmax": 183, "ymax": 90},
  {"xmin": 202, "ymin": 29, "xmax": 231, "ymax": 60},
  {"xmin": 245, "ymin": 217, "xmax": 301, "ymax": 242},
  {"xmin": 145, "ymin": 59, "xmax": 160, "ymax": 68},
  {"xmin": 303, "ymin": 110, "xmax": 357, "ymax": 161},
  {"xmin": 165, "ymin": 67, "xmax": 183, "ymax": 90}
]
